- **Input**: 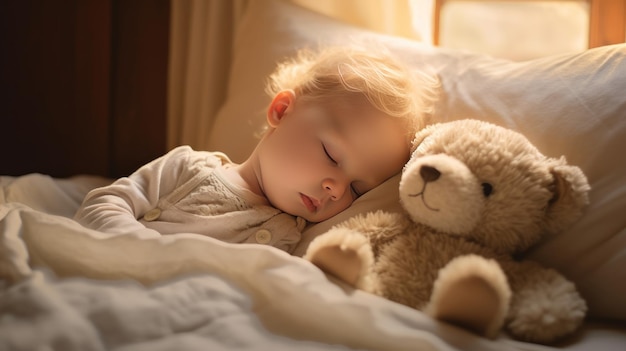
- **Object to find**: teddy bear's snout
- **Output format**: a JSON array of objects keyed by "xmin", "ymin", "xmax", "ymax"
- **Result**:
[
  {"xmin": 420, "ymin": 165, "xmax": 441, "ymax": 183},
  {"xmin": 401, "ymin": 154, "xmax": 485, "ymax": 235}
]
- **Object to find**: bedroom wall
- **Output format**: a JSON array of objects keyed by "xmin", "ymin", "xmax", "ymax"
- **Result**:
[{"xmin": 0, "ymin": 0, "xmax": 170, "ymax": 178}]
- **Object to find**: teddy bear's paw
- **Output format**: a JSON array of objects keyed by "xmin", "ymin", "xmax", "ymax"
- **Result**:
[
  {"xmin": 303, "ymin": 228, "xmax": 374, "ymax": 288},
  {"xmin": 426, "ymin": 255, "xmax": 511, "ymax": 339},
  {"xmin": 506, "ymin": 278, "xmax": 586, "ymax": 344}
]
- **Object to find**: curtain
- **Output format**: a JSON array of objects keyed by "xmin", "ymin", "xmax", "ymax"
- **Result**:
[
  {"xmin": 167, "ymin": 0, "xmax": 249, "ymax": 150},
  {"xmin": 167, "ymin": 0, "xmax": 421, "ymax": 149}
]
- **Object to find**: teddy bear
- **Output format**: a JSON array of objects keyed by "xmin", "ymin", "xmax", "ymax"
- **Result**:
[{"xmin": 304, "ymin": 119, "xmax": 590, "ymax": 344}]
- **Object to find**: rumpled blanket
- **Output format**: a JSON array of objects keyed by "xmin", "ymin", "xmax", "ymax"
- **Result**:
[{"xmin": 0, "ymin": 202, "xmax": 547, "ymax": 351}]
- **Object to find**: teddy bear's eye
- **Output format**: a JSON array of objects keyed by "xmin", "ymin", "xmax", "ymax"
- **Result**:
[{"xmin": 481, "ymin": 183, "xmax": 494, "ymax": 197}]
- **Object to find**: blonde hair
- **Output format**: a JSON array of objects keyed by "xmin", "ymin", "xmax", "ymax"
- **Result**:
[{"xmin": 265, "ymin": 45, "xmax": 440, "ymax": 142}]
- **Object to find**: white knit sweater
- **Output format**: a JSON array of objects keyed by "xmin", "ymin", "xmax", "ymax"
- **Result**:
[{"xmin": 74, "ymin": 146, "xmax": 304, "ymax": 253}]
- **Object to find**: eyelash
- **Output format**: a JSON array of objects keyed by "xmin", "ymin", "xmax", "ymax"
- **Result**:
[
  {"xmin": 322, "ymin": 143, "xmax": 361, "ymax": 198},
  {"xmin": 322, "ymin": 143, "xmax": 337, "ymax": 165}
]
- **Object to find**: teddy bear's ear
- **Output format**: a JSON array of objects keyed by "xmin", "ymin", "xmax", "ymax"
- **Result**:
[
  {"xmin": 544, "ymin": 158, "xmax": 591, "ymax": 234},
  {"xmin": 410, "ymin": 123, "xmax": 440, "ymax": 153}
]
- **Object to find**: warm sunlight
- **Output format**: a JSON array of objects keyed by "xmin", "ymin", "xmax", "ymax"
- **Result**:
[
  {"xmin": 412, "ymin": 0, "xmax": 591, "ymax": 60},
  {"xmin": 439, "ymin": 1, "xmax": 589, "ymax": 60}
]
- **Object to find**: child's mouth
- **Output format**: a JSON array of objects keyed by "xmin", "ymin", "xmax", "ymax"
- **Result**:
[{"xmin": 300, "ymin": 193, "xmax": 318, "ymax": 212}]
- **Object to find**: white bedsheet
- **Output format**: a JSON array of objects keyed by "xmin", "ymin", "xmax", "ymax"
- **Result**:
[{"xmin": 0, "ymin": 174, "xmax": 558, "ymax": 351}]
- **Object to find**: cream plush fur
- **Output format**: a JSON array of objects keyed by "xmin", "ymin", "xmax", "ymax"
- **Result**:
[{"xmin": 304, "ymin": 119, "xmax": 590, "ymax": 344}]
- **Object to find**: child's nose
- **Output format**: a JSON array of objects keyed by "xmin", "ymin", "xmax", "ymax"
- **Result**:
[{"xmin": 322, "ymin": 178, "xmax": 348, "ymax": 201}]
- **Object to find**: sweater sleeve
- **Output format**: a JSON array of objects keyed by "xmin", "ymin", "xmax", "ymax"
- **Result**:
[{"xmin": 73, "ymin": 146, "xmax": 194, "ymax": 236}]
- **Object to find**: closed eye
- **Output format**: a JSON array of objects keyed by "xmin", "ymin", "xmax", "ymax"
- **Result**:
[
  {"xmin": 350, "ymin": 184, "xmax": 362, "ymax": 198},
  {"xmin": 323, "ymin": 142, "xmax": 362, "ymax": 199},
  {"xmin": 322, "ymin": 143, "xmax": 337, "ymax": 165}
]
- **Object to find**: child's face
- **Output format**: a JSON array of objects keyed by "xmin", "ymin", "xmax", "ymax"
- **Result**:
[{"xmin": 256, "ymin": 91, "xmax": 409, "ymax": 222}]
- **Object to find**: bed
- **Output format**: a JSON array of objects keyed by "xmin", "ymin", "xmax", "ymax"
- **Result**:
[{"xmin": 1, "ymin": 0, "xmax": 625, "ymax": 350}]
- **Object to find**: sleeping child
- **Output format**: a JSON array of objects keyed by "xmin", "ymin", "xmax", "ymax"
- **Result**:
[{"xmin": 74, "ymin": 45, "xmax": 439, "ymax": 254}]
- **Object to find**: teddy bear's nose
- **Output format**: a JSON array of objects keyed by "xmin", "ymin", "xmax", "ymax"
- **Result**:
[{"xmin": 420, "ymin": 165, "xmax": 441, "ymax": 183}]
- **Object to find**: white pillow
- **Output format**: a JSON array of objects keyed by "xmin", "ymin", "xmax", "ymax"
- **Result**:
[{"xmin": 210, "ymin": 0, "xmax": 626, "ymax": 322}]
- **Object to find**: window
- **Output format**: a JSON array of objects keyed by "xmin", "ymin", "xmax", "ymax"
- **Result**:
[{"xmin": 412, "ymin": 0, "xmax": 626, "ymax": 61}]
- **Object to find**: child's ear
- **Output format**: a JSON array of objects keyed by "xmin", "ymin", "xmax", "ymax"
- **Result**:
[{"xmin": 267, "ymin": 90, "xmax": 296, "ymax": 127}]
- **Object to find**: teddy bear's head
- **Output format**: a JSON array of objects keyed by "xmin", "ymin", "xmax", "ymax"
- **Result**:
[{"xmin": 399, "ymin": 120, "xmax": 590, "ymax": 254}]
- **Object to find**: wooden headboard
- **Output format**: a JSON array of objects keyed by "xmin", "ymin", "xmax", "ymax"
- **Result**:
[{"xmin": 1, "ymin": 0, "xmax": 170, "ymax": 178}]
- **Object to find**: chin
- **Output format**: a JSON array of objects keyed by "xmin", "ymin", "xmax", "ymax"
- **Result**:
[
  {"xmin": 308, "ymin": 212, "xmax": 336, "ymax": 223},
  {"xmin": 297, "ymin": 211, "xmax": 323, "ymax": 223},
  {"xmin": 298, "ymin": 213, "xmax": 317, "ymax": 222}
]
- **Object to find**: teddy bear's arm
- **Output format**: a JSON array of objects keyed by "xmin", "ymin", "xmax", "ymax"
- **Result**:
[{"xmin": 304, "ymin": 227, "xmax": 374, "ymax": 289}]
